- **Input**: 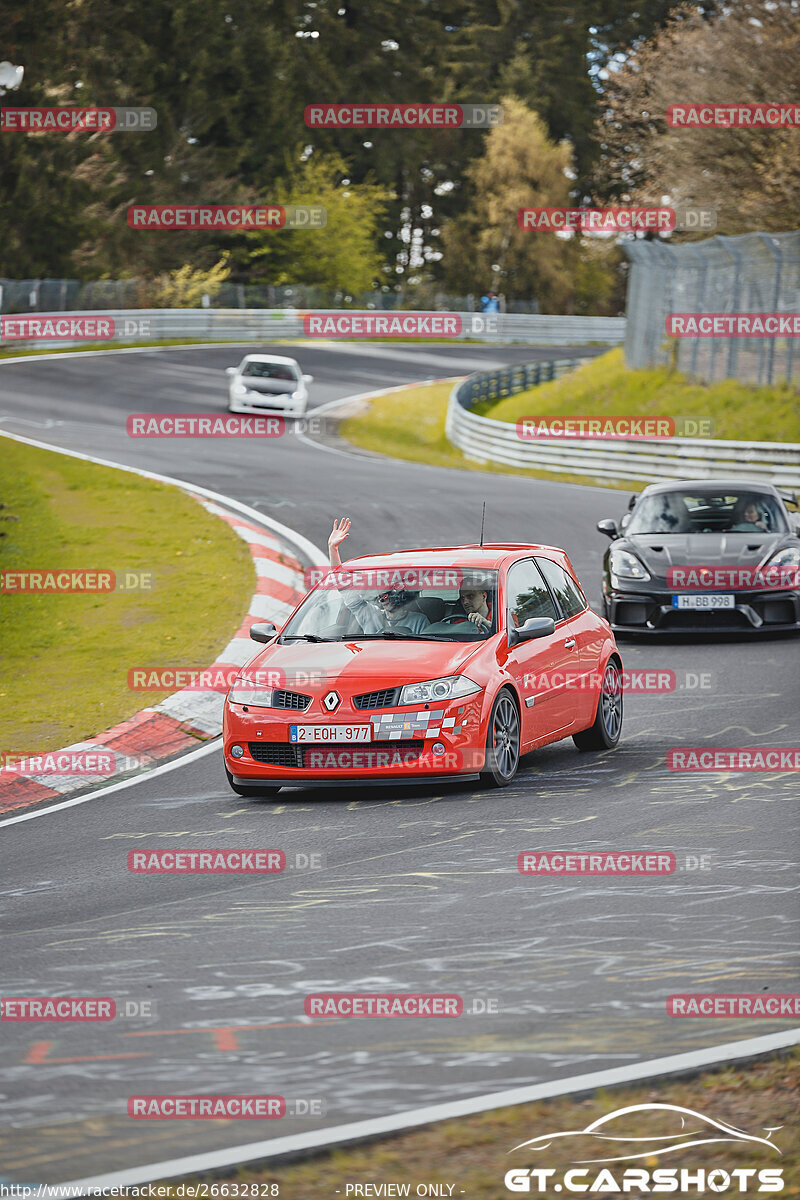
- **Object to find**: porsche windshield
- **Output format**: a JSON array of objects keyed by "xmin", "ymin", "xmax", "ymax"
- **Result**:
[
  {"xmin": 627, "ymin": 489, "xmax": 788, "ymax": 535},
  {"xmin": 280, "ymin": 570, "xmax": 500, "ymax": 642}
]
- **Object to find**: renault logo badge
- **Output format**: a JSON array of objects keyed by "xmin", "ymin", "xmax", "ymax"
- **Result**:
[{"xmin": 323, "ymin": 690, "xmax": 341, "ymax": 712}]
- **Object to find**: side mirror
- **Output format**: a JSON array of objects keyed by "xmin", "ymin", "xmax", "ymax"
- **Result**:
[
  {"xmin": 510, "ymin": 616, "xmax": 556, "ymax": 644},
  {"xmin": 225, "ymin": 367, "xmax": 237, "ymax": 376},
  {"xmin": 302, "ymin": 373, "xmax": 314, "ymax": 384},
  {"xmin": 597, "ymin": 519, "xmax": 619, "ymax": 539},
  {"xmin": 249, "ymin": 621, "xmax": 278, "ymax": 643}
]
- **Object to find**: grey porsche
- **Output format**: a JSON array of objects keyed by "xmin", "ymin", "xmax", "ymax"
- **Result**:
[{"xmin": 597, "ymin": 480, "xmax": 800, "ymax": 634}]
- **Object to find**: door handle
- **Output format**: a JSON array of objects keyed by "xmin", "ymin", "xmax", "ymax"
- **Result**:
[{"xmin": 564, "ymin": 638, "xmax": 576, "ymax": 649}]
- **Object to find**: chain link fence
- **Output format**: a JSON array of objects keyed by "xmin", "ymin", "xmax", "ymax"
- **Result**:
[
  {"xmin": 624, "ymin": 230, "xmax": 800, "ymax": 385},
  {"xmin": 0, "ymin": 279, "xmax": 537, "ymax": 316}
]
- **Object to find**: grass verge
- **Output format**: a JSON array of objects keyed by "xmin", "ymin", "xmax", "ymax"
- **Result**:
[
  {"xmin": 162, "ymin": 1045, "xmax": 799, "ymax": 1197},
  {"xmin": 340, "ymin": 380, "xmax": 644, "ymax": 491},
  {"xmin": 0, "ymin": 436, "xmax": 255, "ymax": 754},
  {"xmin": 340, "ymin": 349, "xmax": 799, "ymax": 489},
  {"xmin": 477, "ymin": 348, "xmax": 800, "ymax": 442}
]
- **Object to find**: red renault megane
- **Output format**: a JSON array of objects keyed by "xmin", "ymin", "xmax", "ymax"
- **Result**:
[{"xmin": 223, "ymin": 545, "xmax": 623, "ymax": 795}]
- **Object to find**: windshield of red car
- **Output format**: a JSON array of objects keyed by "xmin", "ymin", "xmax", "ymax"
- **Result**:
[{"xmin": 280, "ymin": 570, "xmax": 500, "ymax": 641}]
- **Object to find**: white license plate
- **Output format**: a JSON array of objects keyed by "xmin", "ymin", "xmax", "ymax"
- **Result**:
[
  {"xmin": 672, "ymin": 594, "xmax": 735, "ymax": 610},
  {"xmin": 290, "ymin": 724, "xmax": 373, "ymax": 743}
]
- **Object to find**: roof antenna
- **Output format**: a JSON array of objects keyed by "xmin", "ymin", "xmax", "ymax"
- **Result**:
[{"xmin": 479, "ymin": 501, "xmax": 486, "ymax": 547}]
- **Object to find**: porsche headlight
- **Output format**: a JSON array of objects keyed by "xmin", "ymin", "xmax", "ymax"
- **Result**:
[
  {"xmin": 399, "ymin": 675, "xmax": 481, "ymax": 706},
  {"xmin": 610, "ymin": 547, "xmax": 651, "ymax": 581},
  {"xmin": 767, "ymin": 546, "xmax": 800, "ymax": 569},
  {"xmin": 228, "ymin": 677, "xmax": 275, "ymax": 707}
]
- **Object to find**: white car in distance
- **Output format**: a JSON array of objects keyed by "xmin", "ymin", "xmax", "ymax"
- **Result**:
[{"xmin": 226, "ymin": 354, "xmax": 312, "ymax": 417}]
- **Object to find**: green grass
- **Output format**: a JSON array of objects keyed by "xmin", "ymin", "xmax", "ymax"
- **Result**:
[
  {"xmin": 340, "ymin": 349, "xmax": 800, "ymax": 489},
  {"xmin": 0, "ymin": 437, "xmax": 256, "ymax": 755},
  {"xmin": 479, "ymin": 348, "xmax": 800, "ymax": 442},
  {"xmin": 159, "ymin": 1046, "xmax": 799, "ymax": 1198},
  {"xmin": 340, "ymin": 380, "xmax": 646, "ymax": 490}
]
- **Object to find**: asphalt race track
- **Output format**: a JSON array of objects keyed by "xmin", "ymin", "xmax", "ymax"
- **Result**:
[{"xmin": 1, "ymin": 343, "xmax": 798, "ymax": 1182}]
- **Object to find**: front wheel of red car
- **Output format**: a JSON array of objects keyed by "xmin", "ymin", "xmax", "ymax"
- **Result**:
[
  {"xmin": 573, "ymin": 658, "xmax": 623, "ymax": 751},
  {"xmin": 225, "ymin": 766, "xmax": 281, "ymax": 798},
  {"xmin": 481, "ymin": 689, "xmax": 521, "ymax": 788}
]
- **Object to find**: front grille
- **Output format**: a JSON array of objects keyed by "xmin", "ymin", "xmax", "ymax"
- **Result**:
[
  {"xmin": 659, "ymin": 609, "xmax": 748, "ymax": 630},
  {"xmin": 248, "ymin": 739, "xmax": 425, "ymax": 769},
  {"xmin": 353, "ymin": 687, "xmax": 401, "ymax": 710},
  {"xmin": 272, "ymin": 689, "xmax": 312, "ymax": 710}
]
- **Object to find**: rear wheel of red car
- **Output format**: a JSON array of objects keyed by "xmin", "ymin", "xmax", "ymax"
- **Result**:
[
  {"xmin": 225, "ymin": 766, "xmax": 281, "ymax": 798},
  {"xmin": 481, "ymin": 689, "xmax": 520, "ymax": 788},
  {"xmin": 573, "ymin": 658, "xmax": 623, "ymax": 751}
]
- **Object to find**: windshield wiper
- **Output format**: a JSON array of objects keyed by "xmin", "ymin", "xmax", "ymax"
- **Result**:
[
  {"xmin": 280, "ymin": 633, "xmax": 330, "ymax": 642},
  {"xmin": 345, "ymin": 632, "xmax": 446, "ymax": 641}
]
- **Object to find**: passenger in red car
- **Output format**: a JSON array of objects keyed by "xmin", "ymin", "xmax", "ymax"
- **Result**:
[{"xmin": 327, "ymin": 516, "xmax": 430, "ymax": 634}]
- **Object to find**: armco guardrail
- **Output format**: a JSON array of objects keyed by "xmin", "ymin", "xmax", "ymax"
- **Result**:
[
  {"xmin": 446, "ymin": 358, "xmax": 800, "ymax": 487},
  {"xmin": 0, "ymin": 308, "xmax": 626, "ymax": 348}
]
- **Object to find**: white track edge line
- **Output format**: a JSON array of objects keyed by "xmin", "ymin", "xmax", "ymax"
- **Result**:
[
  {"xmin": 60, "ymin": 1028, "xmax": 800, "ymax": 1190},
  {"xmin": 0, "ymin": 429, "xmax": 327, "ymax": 827},
  {"xmin": 0, "ymin": 739, "xmax": 222, "ymax": 828}
]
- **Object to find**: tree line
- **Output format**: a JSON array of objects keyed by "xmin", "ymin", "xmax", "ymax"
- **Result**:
[{"xmin": 1, "ymin": 0, "xmax": 796, "ymax": 312}]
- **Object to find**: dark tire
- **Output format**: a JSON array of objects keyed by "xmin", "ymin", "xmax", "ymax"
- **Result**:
[
  {"xmin": 480, "ymin": 689, "xmax": 521, "ymax": 787},
  {"xmin": 573, "ymin": 658, "xmax": 623, "ymax": 751},
  {"xmin": 225, "ymin": 766, "xmax": 281, "ymax": 797}
]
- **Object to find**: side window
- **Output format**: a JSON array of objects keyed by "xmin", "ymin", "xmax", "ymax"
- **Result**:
[
  {"xmin": 536, "ymin": 557, "xmax": 587, "ymax": 619},
  {"xmin": 505, "ymin": 559, "xmax": 558, "ymax": 629}
]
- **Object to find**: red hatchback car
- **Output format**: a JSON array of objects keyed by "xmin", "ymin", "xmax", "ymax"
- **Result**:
[{"xmin": 223, "ymin": 545, "xmax": 622, "ymax": 795}]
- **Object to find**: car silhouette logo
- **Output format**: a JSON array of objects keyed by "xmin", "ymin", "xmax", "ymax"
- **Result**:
[
  {"xmin": 509, "ymin": 1103, "xmax": 783, "ymax": 1163},
  {"xmin": 323, "ymin": 691, "xmax": 341, "ymax": 712}
]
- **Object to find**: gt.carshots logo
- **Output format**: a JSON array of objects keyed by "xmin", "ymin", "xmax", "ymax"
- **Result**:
[{"xmin": 504, "ymin": 1103, "xmax": 784, "ymax": 1194}]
